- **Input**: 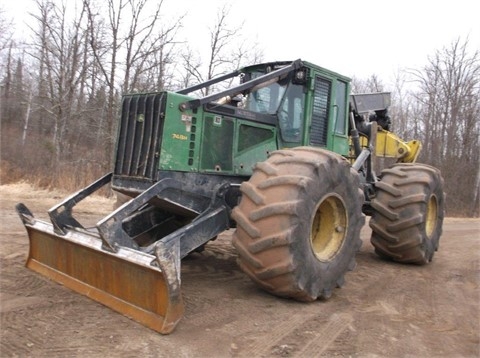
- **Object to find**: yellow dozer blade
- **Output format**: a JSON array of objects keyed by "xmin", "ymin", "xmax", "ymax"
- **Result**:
[{"xmin": 16, "ymin": 204, "xmax": 184, "ymax": 334}]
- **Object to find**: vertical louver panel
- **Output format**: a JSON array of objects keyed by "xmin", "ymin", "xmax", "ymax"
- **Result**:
[
  {"xmin": 310, "ymin": 77, "xmax": 331, "ymax": 147},
  {"xmin": 114, "ymin": 93, "xmax": 165, "ymax": 180}
]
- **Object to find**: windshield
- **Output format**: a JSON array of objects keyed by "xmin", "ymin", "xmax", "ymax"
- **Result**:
[
  {"xmin": 243, "ymin": 71, "xmax": 288, "ymax": 114},
  {"xmin": 240, "ymin": 69, "xmax": 306, "ymax": 143}
]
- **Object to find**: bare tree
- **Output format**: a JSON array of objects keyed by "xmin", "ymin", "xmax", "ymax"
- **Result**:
[
  {"xmin": 180, "ymin": 5, "xmax": 263, "ymax": 95},
  {"xmin": 389, "ymin": 71, "xmax": 418, "ymax": 139},
  {"xmin": 0, "ymin": 7, "xmax": 13, "ymax": 52},
  {"xmin": 122, "ymin": 0, "xmax": 183, "ymax": 92},
  {"xmin": 0, "ymin": 6, "xmax": 16, "ymax": 124},
  {"xmin": 178, "ymin": 47, "xmax": 201, "ymax": 90},
  {"xmin": 29, "ymin": 0, "xmax": 90, "ymax": 168},
  {"xmin": 409, "ymin": 37, "xmax": 480, "ymax": 216},
  {"xmin": 84, "ymin": 0, "xmax": 182, "ymax": 163},
  {"xmin": 351, "ymin": 74, "xmax": 384, "ymax": 94},
  {"xmin": 204, "ymin": 5, "xmax": 241, "ymax": 95}
]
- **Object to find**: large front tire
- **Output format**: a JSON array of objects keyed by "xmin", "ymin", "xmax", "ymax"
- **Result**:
[
  {"xmin": 232, "ymin": 147, "xmax": 365, "ymax": 301},
  {"xmin": 369, "ymin": 163, "xmax": 445, "ymax": 264}
]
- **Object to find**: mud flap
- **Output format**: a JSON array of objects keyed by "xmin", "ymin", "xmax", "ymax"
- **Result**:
[{"xmin": 16, "ymin": 204, "xmax": 184, "ymax": 334}]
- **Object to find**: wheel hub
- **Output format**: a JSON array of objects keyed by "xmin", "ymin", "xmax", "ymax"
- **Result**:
[
  {"xmin": 425, "ymin": 195, "xmax": 438, "ymax": 238},
  {"xmin": 310, "ymin": 195, "xmax": 347, "ymax": 261}
]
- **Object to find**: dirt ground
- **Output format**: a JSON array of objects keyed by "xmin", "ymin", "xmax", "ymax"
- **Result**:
[{"xmin": 0, "ymin": 182, "xmax": 479, "ymax": 357}]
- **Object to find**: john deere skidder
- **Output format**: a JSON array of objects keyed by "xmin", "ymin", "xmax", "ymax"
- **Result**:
[{"xmin": 16, "ymin": 59, "xmax": 445, "ymax": 333}]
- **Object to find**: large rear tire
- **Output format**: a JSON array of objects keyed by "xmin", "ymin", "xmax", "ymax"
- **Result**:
[
  {"xmin": 369, "ymin": 163, "xmax": 445, "ymax": 264},
  {"xmin": 232, "ymin": 147, "xmax": 365, "ymax": 301}
]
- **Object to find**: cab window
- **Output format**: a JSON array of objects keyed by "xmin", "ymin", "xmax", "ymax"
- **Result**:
[{"xmin": 278, "ymin": 83, "xmax": 305, "ymax": 142}]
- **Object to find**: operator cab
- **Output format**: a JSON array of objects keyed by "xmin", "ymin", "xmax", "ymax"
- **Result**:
[
  {"xmin": 241, "ymin": 68, "xmax": 306, "ymax": 144},
  {"xmin": 238, "ymin": 61, "xmax": 350, "ymax": 154}
]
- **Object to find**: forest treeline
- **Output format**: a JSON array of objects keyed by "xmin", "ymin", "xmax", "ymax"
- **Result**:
[{"xmin": 0, "ymin": 1, "xmax": 479, "ymax": 217}]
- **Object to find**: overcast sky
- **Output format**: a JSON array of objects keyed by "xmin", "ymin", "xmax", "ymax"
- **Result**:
[{"xmin": 3, "ymin": 0, "xmax": 479, "ymax": 88}]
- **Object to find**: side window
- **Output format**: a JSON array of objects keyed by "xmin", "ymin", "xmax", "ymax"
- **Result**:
[
  {"xmin": 310, "ymin": 76, "xmax": 331, "ymax": 147},
  {"xmin": 278, "ymin": 83, "xmax": 305, "ymax": 142},
  {"xmin": 335, "ymin": 80, "xmax": 347, "ymax": 134}
]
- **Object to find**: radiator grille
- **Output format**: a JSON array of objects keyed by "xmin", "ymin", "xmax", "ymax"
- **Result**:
[
  {"xmin": 310, "ymin": 77, "xmax": 331, "ymax": 147},
  {"xmin": 114, "ymin": 93, "xmax": 165, "ymax": 179}
]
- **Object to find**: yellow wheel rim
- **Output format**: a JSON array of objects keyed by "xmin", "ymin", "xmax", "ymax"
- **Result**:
[
  {"xmin": 425, "ymin": 195, "xmax": 438, "ymax": 238},
  {"xmin": 310, "ymin": 195, "xmax": 347, "ymax": 261}
]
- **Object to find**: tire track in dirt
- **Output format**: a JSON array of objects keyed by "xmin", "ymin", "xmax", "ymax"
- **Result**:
[
  {"xmin": 1, "ymin": 295, "xmax": 137, "ymax": 357},
  {"xmin": 296, "ymin": 313, "xmax": 354, "ymax": 357},
  {"xmin": 0, "ymin": 325, "xmax": 46, "ymax": 357},
  {"xmin": 180, "ymin": 235, "xmax": 252, "ymax": 330},
  {"xmin": 240, "ymin": 312, "xmax": 313, "ymax": 357},
  {"xmin": 2, "ymin": 270, "xmax": 50, "ymax": 293},
  {"xmin": 237, "ymin": 312, "xmax": 353, "ymax": 357},
  {"xmin": 182, "ymin": 247, "xmax": 241, "ymax": 279},
  {"xmin": 0, "ymin": 293, "xmax": 45, "ymax": 313}
]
